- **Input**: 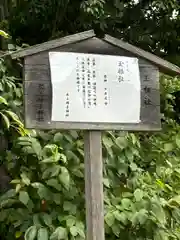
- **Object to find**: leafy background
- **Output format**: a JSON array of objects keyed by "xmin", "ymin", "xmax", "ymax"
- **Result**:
[{"xmin": 0, "ymin": 0, "xmax": 180, "ymax": 239}]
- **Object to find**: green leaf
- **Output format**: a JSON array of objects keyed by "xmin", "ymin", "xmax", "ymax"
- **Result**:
[
  {"xmin": 21, "ymin": 173, "xmax": 30, "ymax": 185},
  {"xmin": 0, "ymin": 210, "xmax": 8, "ymax": 221},
  {"xmin": 72, "ymin": 168, "xmax": 84, "ymax": 178},
  {"xmin": 59, "ymin": 153, "xmax": 67, "ymax": 163},
  {"xmin": 53, "ymin": 193, "xmax": 61, "ymax": 205},
  {"xmin": 11, "ymin": 179, "xmax": 21, "ymax": 184},
  {"xmin": 46, "ymin": 179, "xmax": 62, "ymax": 191},
  {"xmin": 103, "ymin": 178, "xmax": 110, "ymax": 188},
  {"xmin": 115, "ymin": 137, "xmax": 128, "ymax": 149},
  {"xmin": 113, "ymin": 211, "xmax": 128, "ymax": 225},
  {"xmin": 37, "ymin": 228, "xmax": 49, "ymax": 240},
  {"xmin": 25, "ymin": 226, "xmax": 37, "ymax": 240},
  {"xmin": 112, "ymin": 224, "xmax": 120, "ymax": 237},
  {"xmin": 0, "ymin": 82, "xmax": 3, "ymax": 91},
  {"xmin": 152, "ymin": 200, "xmax": 166, "ymax": 224},
  {"xmin": 0, "ymin": 199, "xmax": 18, "ymax": 208},
  {"xmin": 42, "ymin": 144, "xmax": 58, "ymax": 156},
  {"xmin": 31, "ymin": 138, "xmax": 42, "ymax": 157},
  {"xmin": 18, "ymin": 136, "xmax": 32, "ymax": 144},
  {"xmin": 22, "ymin": 146, "xmax": 34, "ymax": 155},
  {"xmin": 0, "ymin": 96, "xmax": 8, "ymax": 105},
  {"xmin": 66, "ymin": 150, "xmax": 80, "ymax": 164},
  {"xmin": 31, "ymin": 182, "xmax": 51, "ymax": 200},
  {"xmin": 118, "ymin": 163, "xmax": 128, "ymax": 176},
  {"xmin": 73, "ymin": 221, "xmax": 85, "ymax": 238},
  {"xmin": 134, "ymin": 189, "xmax": 143, "ymax": 202},
  {"xmin": 131, "ymin": 209, "xmax": 148, "ymax": 225},
  {"xmin": 124, "ymin": 149, "xmax": 134, "ymax": 161},
  {"xmin": 53, "ymin": 132, "xmax": 63, "ymax": 143},
  {"xmin": 129, "ymin": 133, "xmax": 138, "ymax": 145},
  {"xmin": 164, "ymin": 142, "xmax": 174, "ymax": 152},
  {"xmin": 154, "ymin": 230, "xmax": 168, "ymax": 240},
  {"xmin": 19, "ymin": 191, "xmax": 29, "ymax": 205},
  {"xmin": 50, "ymin": 227, "xmax": 68, "ymax": 240},
  {"xmin": 4, "ymin": 110, "xmax": 23, "ymax": 127},
  {"xmin": 121, "ymin": 198, "xmax": 132, "ymax": 210},
  {"xmin": 0, "ymin": 189, "xmax": 16, "ymax": 202},
  {"xmin": 41, "ymin": 153, "xmax": 61, "ymax": 163},
  {"xmin": 66, "ymin": 216, "xmax": 76, "ymax": 227},
  {"xmin": 168, "ymin": 195, "xmax": 180, "ymax": 208},
  {"xmin": 75, "ymin": 224, "xmax": 85, "ymax": 238},
  {"xmin": 41, "ymin": 157, "xmax": 55, "ymax": 163},
  {"xmin": 41, "ymin": 213, "xmax": 52, "ymax": 226},
  {"xmin": 102, "ymin": 136, "xmax": 114, "ymax": 148},
  {"xmin": 130, "ymin": 162, "xmax": 138, "ymax": 171},
  {"xmin": 27, "ymin": 199, "xmax": 34, "ymax": 212},
  {"xmin": 15, "ymin": 231, "xmax": 23, "ymax": 238},
  {"xmin": 59, "ymin": 167, "xmax": 70, "ymax": 190},
  {"xmin": 70, "ymin": 226, "xmax": 78, "ymax": 237},
  {"xmin": 42, "ymin": 165, "xmax": 61, "ymax": 179},
  {"xmin": 33, "ymin": 214, "xmax": 41, "ymax": 226},
  {"xmin": 176, "ymin": 135, "xmax": 180, "ymax": 148},
  {"xmin": 63, "ymin": 201, "xmax": 76, "ymax": 214},
  {"xmin": 0, "ymin": 30, "xmax": 9, "ymax": 38},
  {"xmin": 0, "ymin": 112, "xmax": 10, "ymax": 129},
  {"xmin": 105, "ymin": 212, "xmax": 115, "ymax": 227}
]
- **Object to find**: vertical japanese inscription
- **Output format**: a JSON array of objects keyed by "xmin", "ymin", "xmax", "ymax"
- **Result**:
[
  {"xmin": 75, "ymin": 55, "xmax": 97, "ymax": 109},
  {"xmin": 82, "ymin": 57, "xmax": 86, "ymax": 108},
  {"xmin": 65, "ymin": 93, "xmax": 70, "ymax": 117},
  {"xmin": 103, "ymin": 74, "xmax": 109, "ymax": 106},
  {"xmin": 142, "ymin": 68, "xmax": 152, "ymax": 106},
  {"xmin": 76, "ymin": 57, "xmax": 80, "ymax": 92},
  {"xmin": 87, "ymin": 57, "xmax": 91, "ymax": 108},
  {"xmin": 91, "ymin": 58, "xmax": 97, "ymax": 107},
  {"xmin": 117, "ymin": 60, "xmax": 124, "ymax": 82},
  {"xmin": 35, "ymin": 83, "xmax": 45, "ymax": 122}
]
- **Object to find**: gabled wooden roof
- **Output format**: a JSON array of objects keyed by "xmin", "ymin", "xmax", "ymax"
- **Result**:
[
  {"xmin": 11, "ymin": 30, "xmax": 95, "ymax": 59},
  {"xmin": 11, "ymin": 29, "xmax": 180, "ymax": 76}
]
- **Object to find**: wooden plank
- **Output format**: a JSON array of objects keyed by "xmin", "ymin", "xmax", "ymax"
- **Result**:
[
  {"xmin": 11, "ymin": 30, "xmax": 95, "ymax": 59},
  {"xmin": 84, "ymin": 131, "xmax": 104, "ymax": 240},
  {"xmin": 103, "ymin": 34, "xmax": 180, "ymax": 76},
  {"xmin": 24, "ymin": 119, "xmax": 161, "ymax": 131},
  {"xmin": 24, "ymin": 65, "xmax": 50, "ymax": 82}
]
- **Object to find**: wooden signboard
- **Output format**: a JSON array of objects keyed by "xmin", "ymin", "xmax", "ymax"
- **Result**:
[
  {"xmin": 23, "ymin": 39, "xmax": 161, "ymax": 131},
  {"xmin": 11, "ymin": 30, "xmax": 180, "ymax": 240}
]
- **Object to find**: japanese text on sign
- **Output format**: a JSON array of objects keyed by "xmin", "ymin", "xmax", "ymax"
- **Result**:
[{"xmin": 49, "ymin": 52, "xmax": 141, "ymax": 123}]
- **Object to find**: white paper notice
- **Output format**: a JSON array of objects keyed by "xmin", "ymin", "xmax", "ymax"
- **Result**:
[{"xmin": 49, "ymin": 52, "xmax": 141, "ymax": 123}]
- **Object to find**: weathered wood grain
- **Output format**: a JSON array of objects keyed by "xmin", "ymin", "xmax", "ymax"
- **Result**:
[
  {"xmin": 23, "ymin": 37, "xmax": 161, "ymax": 131},
  {"xmin": 11, "ymin": 30, "xmax": 95, "ymax": 59},
  {"xmin": 24, "ymin": 38, "xmax": 156, "ymax": 66},
  {"xmin": 84, "ymin": 131, "xmax": 104, "ymax": 240},
  {"xmin": 103, "ymin": 34, "xmax": 180, "ymax": 76}
]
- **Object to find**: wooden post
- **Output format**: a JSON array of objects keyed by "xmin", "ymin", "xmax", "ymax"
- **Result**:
[{"xmin": 84, "ymin": 131, "xmax": 104, "ymax": 240}]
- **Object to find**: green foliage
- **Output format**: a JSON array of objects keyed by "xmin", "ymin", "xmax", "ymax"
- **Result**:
[
  {"xmin": 0, "ymin": 3, "xmax": 180, "ymax": 238},
  {"xmin": 0, "ymin": 50, "xmax": 180, "ymax": 239},
  {"xmin": 7, "ymin": 0, "xmax": 180, "ymax": 65}
]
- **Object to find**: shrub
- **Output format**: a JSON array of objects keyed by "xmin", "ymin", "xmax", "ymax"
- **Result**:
[{"xmin": 0, "ymin": 54, "xmax": 180, "ymax": 239}]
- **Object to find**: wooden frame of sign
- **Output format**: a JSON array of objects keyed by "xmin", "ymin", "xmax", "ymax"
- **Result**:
[{"xmin": 11, "ymin": 30, "xmax": 180, "ymax": 240}]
